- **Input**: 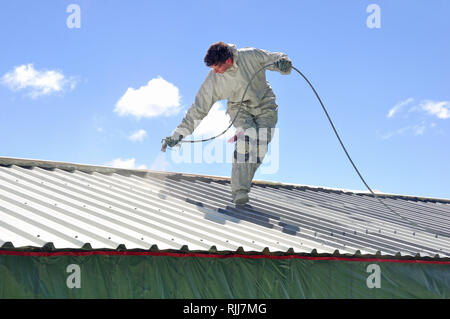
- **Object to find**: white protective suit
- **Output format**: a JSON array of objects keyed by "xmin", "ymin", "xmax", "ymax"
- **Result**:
[{"xmin": 173, "ymin": 44, "xmax": 291, "ymax": 200}]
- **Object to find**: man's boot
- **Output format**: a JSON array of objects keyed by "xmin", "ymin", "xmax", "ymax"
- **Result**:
[{"xmin": 233, "ymin": 191, "xmax": 249, "ymax": 205}]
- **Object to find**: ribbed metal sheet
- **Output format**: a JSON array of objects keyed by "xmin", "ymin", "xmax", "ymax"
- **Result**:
[{"xmin": 0, "ymin": 158, "xmax": 449, "ymax": 258}]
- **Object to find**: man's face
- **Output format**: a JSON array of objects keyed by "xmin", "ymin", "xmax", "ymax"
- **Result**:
[{"xmin": 212, "ymin": 58, "xmax": 233, "ymax": 74}]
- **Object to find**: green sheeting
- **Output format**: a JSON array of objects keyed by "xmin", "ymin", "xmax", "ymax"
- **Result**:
[{"xmin": 0, "ymin": 251, "xmax": 448, "ymax": 298}]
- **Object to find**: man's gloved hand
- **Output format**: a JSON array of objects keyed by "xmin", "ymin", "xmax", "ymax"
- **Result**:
[
  {"xmin": 274, "ymin": 58, "xmax": 292, "ymax": 74},
  {"xmin": 164, "ymin": 134, "xmax": 183, "ymax": 147}
]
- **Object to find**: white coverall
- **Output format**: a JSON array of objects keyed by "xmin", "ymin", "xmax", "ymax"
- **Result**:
[{"xmin": 173, "ymin": 44, "xmax": 291, "ymax": 199}]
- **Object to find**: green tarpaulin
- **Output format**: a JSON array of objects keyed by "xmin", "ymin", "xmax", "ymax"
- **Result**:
[{"xmin": 0, "ymin": 250, "xmax": 448, "ymax": 298}]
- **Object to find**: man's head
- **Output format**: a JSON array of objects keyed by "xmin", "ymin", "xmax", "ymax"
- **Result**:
[{"xmin": 204, "ymin": 42, "xmax": 234, "ymax": 74}]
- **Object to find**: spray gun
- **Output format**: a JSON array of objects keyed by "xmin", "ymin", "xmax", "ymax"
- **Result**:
[
  {"xmin": 161, "ymin": 135, "xmax": 183, "ymax": 152},
  {"xmin": 160, "ymin": 139, "xmax": 168, "ymax": 152}
]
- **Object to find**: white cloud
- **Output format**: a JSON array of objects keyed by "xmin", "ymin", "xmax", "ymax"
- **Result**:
[
  {"xmin": 114, "ymin": 76, "xmax": 181, "ymax": 119},
  {"xmin": 1, "ymin": 63, "xmax": 78, "ymax": 98},
  {"xmin": 129, "ymin": 129, "xmax": 147, "ymax": 142},
  {"xmin": 379, "ymin": 123, "xmax": 429, "ymax": 140},
  {"xmin": 387, "ymin": 98, "xmax": 414, "ymax": 118},
  {"xmin": 382, "ymin": 98, "xmax": 448, "ymax": 140},
  {"xmin": 420, "ymin": 100, "xmax": 450, "ymax": 119},
  {"xmin": 105, "ymin": 158, "xmax": 147, "ymax": 169},
  {"xmin": 192, "ymin": 101, "xmax": 235, "ymax": 140}
]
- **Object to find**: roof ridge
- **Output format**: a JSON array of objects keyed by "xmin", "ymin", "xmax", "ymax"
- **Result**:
[{"xmin": 1, "ymin": 156, "xmax": 449, "ymax": 203}]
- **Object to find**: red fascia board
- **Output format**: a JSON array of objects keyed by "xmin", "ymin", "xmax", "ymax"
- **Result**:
[{"xmin": 0, "ymin": 250, "xmax": 449, "ymax": 264}]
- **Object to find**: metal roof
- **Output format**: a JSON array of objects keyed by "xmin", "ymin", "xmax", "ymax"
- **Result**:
[{"xmin": 0, "ymin": 156, "xmax": 449, "ymax": 258}]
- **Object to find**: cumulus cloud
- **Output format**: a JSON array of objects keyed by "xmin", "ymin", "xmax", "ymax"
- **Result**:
[
  {"xmin": 114, "ymin": 76, "xmax": 181, "ymax": 119},
  {"xmin": 419, "ymin": 100, "xmax": 450, "ymax": 119},
  {"xmin": 1, "ymin": 63, "xmax": 77, "ymax": 98},
  {"xmin": 105, "ymin": 158, "xmax": 147, "ymax": 169},
  {"xmin": 387, "ymin": 98, "xmax": 414, "ymax": 118},
  {"xmin": 192, "ymin": 101, "xmax": 235, "ymax": 140},
  {"xmin": 129, "ymin": 129, "xmax": 147, "ymax": 142}
]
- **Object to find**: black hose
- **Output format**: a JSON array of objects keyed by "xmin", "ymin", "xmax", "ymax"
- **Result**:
[
  {"xmin": 165, "ymin": 63, "xmax": 434, "ymax": 234},
  {"xmin": 290, "ymin": 66, "xmax": 426, "ymax": 231}
]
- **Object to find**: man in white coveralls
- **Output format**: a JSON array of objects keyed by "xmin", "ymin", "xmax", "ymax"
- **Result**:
[{"xmin": 164, "ymin": 42, "xmax": 292, "ymax": 205}]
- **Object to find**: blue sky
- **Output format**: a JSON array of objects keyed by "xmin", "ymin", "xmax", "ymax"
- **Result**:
[{"xmin": 0, "ymin": 1, "xmax": 449, "ymax": 199}]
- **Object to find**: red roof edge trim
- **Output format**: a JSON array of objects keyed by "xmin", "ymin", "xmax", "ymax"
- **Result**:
[{"xmin": 0, "ymin": 250, "xmax": 449, "ymax": 264}]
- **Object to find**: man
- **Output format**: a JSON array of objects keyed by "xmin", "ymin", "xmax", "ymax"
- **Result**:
[{"xmin": 165, "ymin": 42, "xmax": 292, "ymax": 205}]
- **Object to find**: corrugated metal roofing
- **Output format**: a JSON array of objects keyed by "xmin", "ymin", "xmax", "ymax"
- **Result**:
[{"xmin": 0, "ymin": 156, "xmax": 449, "ymax": 258}]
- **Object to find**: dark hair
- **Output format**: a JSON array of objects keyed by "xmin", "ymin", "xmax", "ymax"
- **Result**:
[{"xmin": 204, "ymin": 42, "xmax": 233, "ymax": 67}]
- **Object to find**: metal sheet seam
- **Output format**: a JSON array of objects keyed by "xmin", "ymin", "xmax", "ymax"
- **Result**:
[
  {"xmin": 132, "ymin": 174, "xmax": 409, "ymax": 255},
  {"xmin": 297, "ymin": 187, "xmax": 450, "ymax": 231},
  {"xmin": 90, "ymin": 173, "xmax": 328, "ymax": 252},
  {"xmin": 62, "ymin": 169, "xmax": 320, "ymax": 252},
  {"xmin": 0, "ymin": 198, "xmax": 85, "ymax": 247},
  {"xmin": 13, "ymin": 167, "xmax": 225, "ymax": 250},
  {"xmin": 52, "ymin": 167, "xmax": 334, "ymax": 253},
  {"xmin": 189, "ymin": 179, "xmax": 449, "ymax": 255},
  {"xmin": 250, "ymin": 183, "xmax": 449, "ymax": 245},
  {"xmin": 1, "ymin": 163, "xmax": 448, "ymax": 257},
  {"xmin": 96, "ymin": 171, "xmax": 348, "ymax": 254},
  {"xmin": 189, "ymin": 180, "xmax": 442, "ymax": 255},
  {"xmin": 0, "ymin": 168, "xmax": 176, "ymax": 249},
  {"xmin": 117, "ymin": 173, "xmax": 363, "ymax": 253},
  {"xmin": 285, "ymin": 186, "xmax": 449, "ymax": 235}
]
